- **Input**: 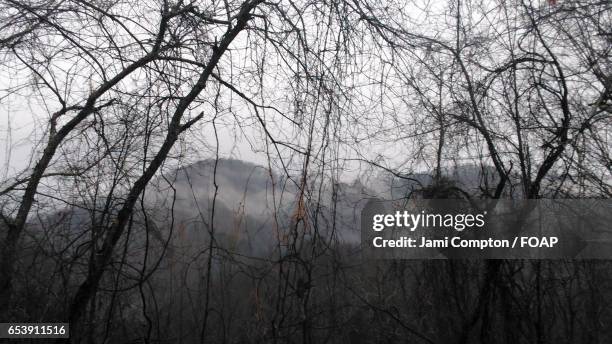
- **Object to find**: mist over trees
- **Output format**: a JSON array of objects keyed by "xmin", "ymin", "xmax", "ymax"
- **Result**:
[{"xmin": 0, "ymin": 0, "xmax": 610, "ymax": 343}]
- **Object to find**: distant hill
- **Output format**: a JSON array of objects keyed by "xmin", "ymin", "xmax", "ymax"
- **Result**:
[{"xmin": 25, "ymin": 159, "xmax": 504, "ymax": 260}]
